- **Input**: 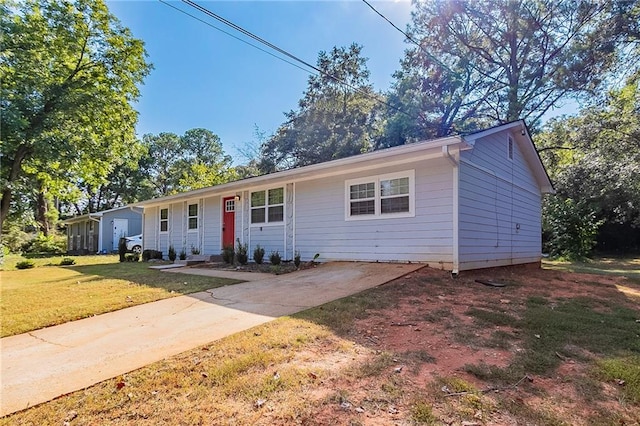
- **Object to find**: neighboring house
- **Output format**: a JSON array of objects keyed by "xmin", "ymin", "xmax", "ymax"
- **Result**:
[
  {"xmin": 63, "ymin": 206, "xmax": 143, "ymax": 254},
  {"xmin": 135, "ymin": 121, "xmax": 554, "ymax": 273}
]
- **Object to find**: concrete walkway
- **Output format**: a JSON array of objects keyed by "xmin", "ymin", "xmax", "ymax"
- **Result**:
[{"xmin": 0, "ymin": 262, "xmax": 423, "ymax": 416}]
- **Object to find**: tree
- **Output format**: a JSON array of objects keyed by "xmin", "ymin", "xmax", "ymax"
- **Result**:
[
  {"xmin": 141, "ymin": 128, "xmax": 237, "ymax": 197},
  {"xmin": 383, "ymin": 0, "xmax": 639, "ymax": 147},
  {"xmin": 1, "ymin": 0, "xmax": 152, "ymax": 233},
  {"xmin": 259, "ymin": 44, "xmax": 382, "ymax": 171},
  {"xmin": 539, "ymin": 72, "xmax": 640, "ymax": 253}
]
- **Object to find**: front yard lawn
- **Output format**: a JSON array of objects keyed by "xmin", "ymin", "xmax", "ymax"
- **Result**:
[{"xmin": 0, "ymin": 255, "xmax": 242, "ymax": 337}]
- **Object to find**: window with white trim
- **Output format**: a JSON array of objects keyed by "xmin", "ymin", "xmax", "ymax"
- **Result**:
[
  {"xmin": 159, "ymin": 208, "xmax": 168, "ymax": 232},
  {"xmin": 187, "ymin": 203, "xmax": 198, "ymax": 230},
  {"xmin": 346, "ymin": 170, "xmax": 415, "ymax": 220},
  {"xmin": 225, "ymin": 199, "xmax": 235, "ymax": 212},
  {"xmin": 251, "ymin": 187, "xmax": 284, "ymax": 224}
]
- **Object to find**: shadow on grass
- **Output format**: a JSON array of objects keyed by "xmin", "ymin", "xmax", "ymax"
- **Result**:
[{"xmin": 68, "ymin": 262, "xmax": 243, "ymax": 295}]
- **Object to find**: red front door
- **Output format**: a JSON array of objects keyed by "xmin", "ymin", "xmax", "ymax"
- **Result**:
[{"xmin": 222, "ymin": 196, "xmax": 235, "ymax": 248}]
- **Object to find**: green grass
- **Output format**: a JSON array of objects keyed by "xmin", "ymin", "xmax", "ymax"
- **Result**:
[
  {"xmin": 464, "ymin": 295, "xmax": 640, "ymax": 382},
  {"xmin": 0, "ymin": 255, "xmax": 242, "ymax": 337},
  {"xmin": 543, "ymin": 256, "xmax": 640, "ymax": 281},
  {"xmin": 596, "ymin": 355, "xmax": 640, "ymax": 404}
]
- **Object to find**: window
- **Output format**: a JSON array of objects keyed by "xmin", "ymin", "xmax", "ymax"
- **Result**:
[
  {"xmin": 160, "ymin": 208, "xmax": 168, "ymax": 232},
  {"xmin": 188, "ymin": 203, "xmax": 198, "ymax": 230},
  {"xmin": 346, "ymin": 170, "xmax": 415, "ymax": 220},
  {"xmin": 251, "ymin": 187, "xmax": 284, "ymax": 224},
  {"xmin": 225, "ymin": 199, "xmax": 235, "ymax": 212},
  {"xmin": 508, "ymin": 135, "xmax": 514, "ymax": 160}
]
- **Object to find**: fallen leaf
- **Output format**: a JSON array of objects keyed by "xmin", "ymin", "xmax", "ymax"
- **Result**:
[
  {"xmin": 116, "ymin": 381, "xmax": 125, "ymax": 390},
  {"xmin": 308, "ymin": 372, "xmax": 318, "ymax": 380},
  {"xmin": 355, "ymin": 407, "xmax": 365, "ymax": 413},
  {"xmin": 64, "ymin": 410, "xmax": 78, "ymax": 422}
]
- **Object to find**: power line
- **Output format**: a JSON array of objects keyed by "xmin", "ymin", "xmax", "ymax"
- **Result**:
[
  {"xmin": 361, "ymin": 0, "xmax": 453, "ymax": 75},
  {"xmin": 173, "ymin": 0, "xmax": 420, "ymax": 121},
  {"xmin": 157, "ymin": 0, "xmax": 312, "ymax": 75}
]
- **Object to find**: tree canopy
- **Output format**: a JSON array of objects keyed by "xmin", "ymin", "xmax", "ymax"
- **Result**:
[
  {"xmin": 259, "ymin": 44, "xmax": 382, "ymax": 172},
  {"xmin": 0, "ymin": 0, "xmax": 152, "ymax": 232},
  {"xmin": 381, "ymin": 0, "xmax": 639, "ymax": 147},
  {"xmin": 141, "ymin": 128, "xmax": 237, "ymax": 198},
  {"xmin": 538, "ymin": 72, "xmax": 640, "ymax": 254}
]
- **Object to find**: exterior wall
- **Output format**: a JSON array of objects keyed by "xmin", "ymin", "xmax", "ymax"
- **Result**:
[
  {"xmin": 102, "ymin": 209, "xmax": 142, "ymax": 253},
  {"xmin": 249, "ymin": 225, "xmax": 286, "ymax": 259},
  {"xmin": 144, "ymin": 198, "xmax": 221, "ymax": 257},
  {"xmin": 294, "ymin": 158, "xmax": 454, "ymax": 265},
  {"xmin": 458, "ymin": 130, "xmax": 542, "ymax": 270},
  {"xmin": 66, "ymin": 219, "xmax": 99, "ymax": 254},
  {"xmin": 203, "ymin": 196, "xmax": 222, "ymax": 254}
]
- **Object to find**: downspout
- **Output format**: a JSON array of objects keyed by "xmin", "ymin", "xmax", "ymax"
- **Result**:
[{"xmin": 443, "ymin": 145, "xmax": 459, "ymax": 276}]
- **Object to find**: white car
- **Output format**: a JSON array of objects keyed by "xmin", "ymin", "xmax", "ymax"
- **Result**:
[{"xmin": 125, "ymin": 234, "xmax": 142, "ymax": 254}]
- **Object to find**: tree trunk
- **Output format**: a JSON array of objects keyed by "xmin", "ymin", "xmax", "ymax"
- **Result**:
[
  {"xmin": 0, "ymin": 144, "xmax": 32, "ymax": 232},
  {"xmin": 36, "ymin": 185, "xmax": 50, "ymax": 236}
]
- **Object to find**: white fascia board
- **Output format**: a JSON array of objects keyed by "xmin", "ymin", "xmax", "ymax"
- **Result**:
[{"xmin": 135, "ymin": 136, "xmax": 469, "ymax": 208}]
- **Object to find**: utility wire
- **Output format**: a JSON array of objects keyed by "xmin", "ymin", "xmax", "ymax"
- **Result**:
[
  {"xmin": 157, "ymin": 0, "xmax": 311, "ymax": 75},
  {"xmin": 361, "ymin": 0, "xmax": 453, "ymax": 75},
  {"xmin": 175, "ymin": 0, "xmax": 420, "ymax": 121}
]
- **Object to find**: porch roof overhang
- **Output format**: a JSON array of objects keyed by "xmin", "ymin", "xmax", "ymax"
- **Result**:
[{"xmin": 134, "ymin": 135, "xmax": 471, "ymax": 208}]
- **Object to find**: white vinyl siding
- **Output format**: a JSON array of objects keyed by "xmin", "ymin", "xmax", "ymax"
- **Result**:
[
  {"xmin": 296, "ymin": 159, "xmax": 453, "ymax": 264},
  {"xmin": 249, "ymin": 225, "xmax": 285, "ymax": 258},
  {"xmin": 458, "ymin": 131, "xmax": 542, "ymax": 270},
  {"xmin": 203, "ymin": 196, "xmax": 221, "ymax": 254}
]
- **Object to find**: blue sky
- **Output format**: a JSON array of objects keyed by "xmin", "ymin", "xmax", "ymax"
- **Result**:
[{"xmin": 106, "ymin": 0, "xmax": 414, "ymax": 162}]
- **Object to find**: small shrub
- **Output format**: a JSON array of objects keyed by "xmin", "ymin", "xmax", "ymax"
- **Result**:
[
  {"xmin": 142, "ymin": 249, "xmax": 164, "ymax": 262},
  {"xmin": 411, "ymin": 401, "xmax": 437, "ymax": 424},
  {"xmin": 179, "ymin": 248, "xmax": 187, "ymax": 260},
  {"xmin": 168, "ymin": 245, "xmax": 177, "ymax": 262},
  {"xmin": 294, "ymin": 250, "xmax": 301, "ymax": 268},
  {"xmin": 543, "ymin": 197, "xmax": 603, "ymax": 259},
  {"xmin": 190, "ymin": 245, "xmax": 200, "ymax": 255},
  {"xmin": 118, "ymin": 237, "xmax": 127, "ymax": 262},
  {"xmin": 23, "ymin": 232, "xmax": 66, "ymax": 255},
  {"xmin": 59, "ymin": 257, "xmax": 76, "ymax": 266},
  {"xmin": 125, "ymin": 253, "xmax": 140, "ymax": 262},
  {"xmin": 253, "ymin": 245, "xmax": 265, "ymax": 264},
  {"xmin": 269, "ymin": 250, "xmax": 281, "ymax": 265},
  {"xmin": 222, "ymin": 244, "xmax": 234, "ymax": 264},
  {"xmin": 236, "ymin": 239, "xmax": 248, "ymax": 265},
  {"xmin": 16, "ymin": 260, "xmax": 35, "ymax": 269}
]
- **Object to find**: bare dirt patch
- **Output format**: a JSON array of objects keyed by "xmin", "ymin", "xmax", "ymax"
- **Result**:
[{"xmin": 297, "ymin": 264, "xmax": 640, "ymax": 425}]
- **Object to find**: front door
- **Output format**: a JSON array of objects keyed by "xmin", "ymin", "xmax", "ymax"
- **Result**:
[
  {"xmin": 222, "ymin": 196, "xmax": 235, "ymax": 248},
  {"xmin": 112, "ymin": 218, "xmax": 128, "ymax": 251}
]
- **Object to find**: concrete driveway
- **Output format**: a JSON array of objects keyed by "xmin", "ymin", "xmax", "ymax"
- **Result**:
[{"xmin": 0, "ymin": 262, "xmax": 423, "ymax": 416}]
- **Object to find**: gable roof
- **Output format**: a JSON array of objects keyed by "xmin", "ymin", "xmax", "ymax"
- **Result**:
[
  {"xmin": 463, "ymin": 120, "xmax": 554, "ymax": 194},
  {"xmin": 134, "ymin": 120, "xmax": 554, "ymax": 208},
  {"xmin": 135, "ymin": 134, "xmax": 471, "ymax": 207},
  {"xmin": 61, "ymin": 205, "xmax": 142, "ymax": 225}
]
